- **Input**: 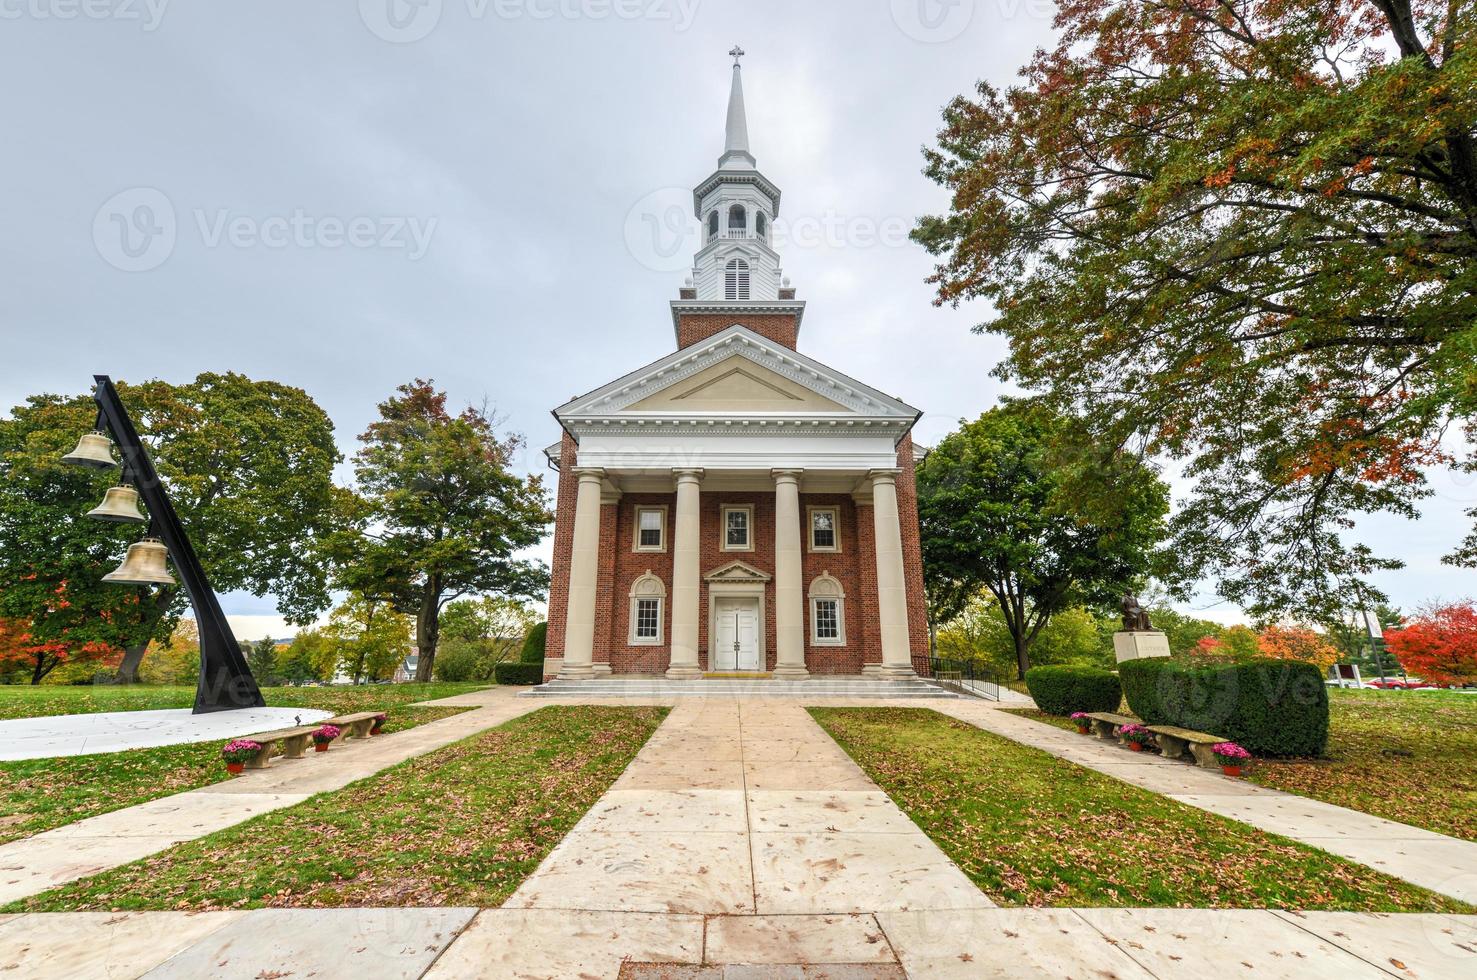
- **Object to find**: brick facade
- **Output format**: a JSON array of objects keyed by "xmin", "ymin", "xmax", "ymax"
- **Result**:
[
  {"xmin": 545, "ymin": 438, "xmax": 932, "ymax": 678},
  {"xmin": 676, "ymin": 311, "xmax": 801, "ymax": 350}
]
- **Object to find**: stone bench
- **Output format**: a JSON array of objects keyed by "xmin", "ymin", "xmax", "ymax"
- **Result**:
[
  {"xmin": 1147, "ymin": 724, "xmax": 1227, "ymax": 768},
  {"xmin": 324, "ymin": 712, "xmax": 385, "ymax": 743},
  {"xmin": 238, "ymin": 726, "xmax": 321, "ymax": 770},
  {"xmin": 1084, "ymin": 712, "xmax": 1137, "ymax": 740}
]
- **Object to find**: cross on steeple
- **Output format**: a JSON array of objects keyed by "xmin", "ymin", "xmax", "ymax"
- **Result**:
[{"xmin": 729, "ymin": 45, "xmax": 745, "ymax": 67}]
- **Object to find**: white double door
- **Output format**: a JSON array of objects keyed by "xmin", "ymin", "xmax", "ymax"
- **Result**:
[{"xmin": 712, "ymin": 598, "xmax": 760, "ymax": 671}]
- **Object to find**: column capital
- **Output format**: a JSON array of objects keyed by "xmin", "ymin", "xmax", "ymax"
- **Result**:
[
  {"xmin": 571, "ymin": 466, "xmax": 606, "ymax": 482},
  {"xmin": 771, "ymin": 468, "xmax": 804, "ymax": 483},
  {"xmin": 867, "ymin": 468, "xmax": 903, "ymax": 485},
  {"xmin": 672, "ymin": 467, "xmax": 705, "ymax": 483}
]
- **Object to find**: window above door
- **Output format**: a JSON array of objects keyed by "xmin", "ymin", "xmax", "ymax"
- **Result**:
[{"xmin": 721, "ymin": 504, "xmax": 754, "ymax": 552}]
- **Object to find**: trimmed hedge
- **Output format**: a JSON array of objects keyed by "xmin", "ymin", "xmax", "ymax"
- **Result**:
[
  {"xmin": 1024, "ymin": 665, "xmax": 1122, "ymax": 716},
  {"xmin": 519, "ymin": 622, "xmax": 548, "ymax": 664},
  {"xmin": 493, "ymin": 662, "xmax": 544, "ymax": 686},
  {"xmin": 1119, "ymin": 657, "xmax": 1328, "ymax": 757}
]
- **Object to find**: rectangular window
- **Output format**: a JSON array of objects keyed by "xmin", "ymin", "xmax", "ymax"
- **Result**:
[
  {"xmin": 635, "ymin": 598, "xmax": 660, "ymax": 640},
  {"xmin": 814, "ymin": 599, "xmax": 840, "ymax": 641},
  {"xmin": 810, "ymin": 508, "xmax": 838, "ymax": 552},
  {"xmin": 635, "ymin": 507, "xmax": 665, "ymax": 552},
  {"xmin": 722, "ymin": 505, "xmax": 753, "ymax": 551}
]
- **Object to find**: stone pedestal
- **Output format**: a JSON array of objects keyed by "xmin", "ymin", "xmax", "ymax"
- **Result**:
[{"xmin": 1113, "ymin": 631, "xmax": 1171, "ymax": 663}]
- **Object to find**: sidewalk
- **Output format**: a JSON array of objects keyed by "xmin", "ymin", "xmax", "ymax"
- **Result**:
[
  {"xmin": 0, "ymin": 688, "xmax": 547, "ymax": 906},
  {"xmin": 925, "ymin": 698, "xmax": 1477, "ymax": 905}
]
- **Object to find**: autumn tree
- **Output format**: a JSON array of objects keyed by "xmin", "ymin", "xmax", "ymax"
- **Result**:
[
  {"xmin": 914, "ymin": 0, "xmax": 1477, "ymax": 621},
  {"xmin": 334, "ymin": 381, "xmax": 551, "ymax": 682},
  {"xmin": 1385, "ymin": 601, "xmax": 1477, "ymax": 685},
  {"xmin": 318, "ymin": 593, "xmax": 414, "ymax": 684},
  {"xmin": 1257, "ymin": 624, "xmax": 1340, "ymax": 671},
  {"xmin": 917, "ymin": 402, "xmax": 1169, "ymax": 679},
  {"xmin": 0, "ymin": 613, "xmax": 118, "ymax": 685},
  {"xmin": 0, "ymin": 374, "xmax": 342, "ymax": 683}
]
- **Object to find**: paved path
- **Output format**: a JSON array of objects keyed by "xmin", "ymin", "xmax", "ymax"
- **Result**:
[
  {"xmin": 925, "ymin": 699, "xmax": 1477, "ymax": 906},
  {"xmin": 0, "ymin": 688, "xmax": 548, "ymax": 906}
]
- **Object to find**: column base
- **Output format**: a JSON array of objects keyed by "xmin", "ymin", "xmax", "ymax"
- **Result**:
[
  {"xmin": 772, "ymin": 665, "xmax": 810, "ymax": 680},
  {"xmin": 557, "ymin": 663, "xmax": 595, "ymax": 681},
  {"xmin": 592, "ymin": 662, "xmax": 613, "ymax": 677},
  {"xmin": 860, "ymin": 663, "xmax": 884, "ymax": 677},
  {"xmin": 665, "ymin": 665, "xmax": 704, "ymax": 680},
  {"xmin": 877, "ymin": 664, "xmax": 918, "ymax": 680}
]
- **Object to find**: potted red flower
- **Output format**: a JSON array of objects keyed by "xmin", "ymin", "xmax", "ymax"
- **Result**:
[
  {"xmin": 1212, "ymin": 742, "xmax": 1251, "ymax": 777},
  {"xmin": 1118, "ymin": 723, "xmax": 1152, "ymax": 752},
  {"xmin": 370, "ymin": 713, "xmax": 388, "ymax": 736},
  {"xmin": 220, "ymin": 739, "xmax": 261, "ymax": 775},
  {"xmin": 312, "ymin": 724, "xmax": 341, "ymax": 752},
  {"xmin": 1070, "ymin": 712, "xmax": 1091, "ymax": 735}
]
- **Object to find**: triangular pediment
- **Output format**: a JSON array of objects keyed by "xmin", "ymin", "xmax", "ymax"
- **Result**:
[
  {"xmin": 705, "ymin": 560, "xmax": 772, "ymax": 583},
  {"xmin": 555, "ymin": 325, "xmax": 919, "ymax": 420}
]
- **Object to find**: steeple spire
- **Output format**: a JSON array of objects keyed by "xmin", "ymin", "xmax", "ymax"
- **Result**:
[{"xmin": 719, "ymin": 45, "xmax": 755, "ymax": 170}]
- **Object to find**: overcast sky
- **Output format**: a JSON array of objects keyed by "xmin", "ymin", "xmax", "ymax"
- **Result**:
[{"xmin": 2, "ymin": 0, "xmax": 1472, "ymax": 638}]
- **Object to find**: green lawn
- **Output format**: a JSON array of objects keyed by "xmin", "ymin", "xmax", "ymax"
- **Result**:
[
  {"xmin": 1246, "ymin": 689, "xmax": 1477, "ymax": 842},
  {"xmin": 6, "ymin": 706, "xmax": 666, "ymax": 912},
  {"xmin": 811, "ymin": 707, "xmax": 1470, "ymax": 912},
  {"xmin": 1006, "ymin": 688, "xmax": 1477, "ymax": 842},
  {"xmin": 0, "ymin": 683, "xmax": 487, "ymax": 845}
]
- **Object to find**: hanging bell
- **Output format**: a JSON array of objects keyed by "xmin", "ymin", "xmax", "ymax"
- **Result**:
[
  {"xmin": 86, "ymin": 484, "xmax": 148, "ymax": 524},
  {"xmin": 102, "ymin": 538, "xmax": 175, "ymax": 586},
  {"xmin": 61, "ymin": 430, "xmax": 119, "ymax": 470}
]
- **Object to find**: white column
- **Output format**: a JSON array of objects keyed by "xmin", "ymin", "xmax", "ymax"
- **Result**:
[
  {"xmin": 666, "ymin": 468, "xmax": 704, "ymax": 679},
  {"xmin": 870, "ymin": 469, "xmax": 916, "ymax": 679},
  {"xmin": 558, "ymin": 467, "xmax": 604, "ymax": 681},
  {"xmin": 772, "ymin": 469, "xmax": 809, "ymax": 680}
]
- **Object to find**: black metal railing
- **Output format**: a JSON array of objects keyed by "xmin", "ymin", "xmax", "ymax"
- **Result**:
[{"xmin": 927, "ymin": 656, "xmax": 1002, "ymax": 701}]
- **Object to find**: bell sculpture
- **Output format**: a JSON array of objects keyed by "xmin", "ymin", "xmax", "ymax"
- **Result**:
[
  {"xmin": 102, "ymin": 538, "xmax": 176, "ymax": 586},
  {"xmin": 86, "ymin": 484, "xmax": 148, "ymax": 524},
  {"xmin": 61, "ymin": 431, "xmax": 119, "ymax": 469}
]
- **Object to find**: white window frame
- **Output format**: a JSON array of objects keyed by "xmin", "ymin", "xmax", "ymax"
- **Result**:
[
  {"xmin": 721, "ymin": 503, "xmax": 755, "ymax": 552},
  {"xmin": 808, "ymin": 573, "xmax": 847, "ymax": 646},
  {"xmin": 633, "ymin": 505, "xmax": 668, "ymax": 553},
  {"xmin": 807, "ymin": 506, "xmax": 841, "ymax": 553},
  {"xmin": 628, "ymin": 571, "xmax": 666, "ymax": 646}
]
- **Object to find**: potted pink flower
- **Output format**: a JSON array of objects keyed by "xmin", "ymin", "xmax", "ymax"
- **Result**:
[
  {"xmin": 220, "ymin": 739, "xmax": 261, "ymax": 775},
  {"xmin": 312, "ymin": 725, "xmax": 341, "ymax": 752},
  {"xmin": 1070, "ymin": 712, "xmax": 1091, "ymax": 735},
  {"xmin": 1212, "ymin": 742, "xmax": 1251, "ymax": 777},
  {"xmin": 1118, "ymin": 723, "xmax": 1152, "ymax": 752},
  {"xmin": 370, "ymin": 713, "xmax": 388, "ymax": 736}
]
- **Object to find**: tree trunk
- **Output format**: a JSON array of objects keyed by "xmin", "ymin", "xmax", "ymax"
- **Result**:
[
  {"xmin": 413, "ymin": 584, "xmax": 440, "ymax": 683},
  {"xmin": 115, "ymin": 643, "xmax": 149, "ymax": 684},
  {"xmin": 1015, "ymin": 635, "xmax": 1030, "ymax": 682},
  {"xmin": 30, "ymin": 655, "xmax": 55, "ymax": 685}
]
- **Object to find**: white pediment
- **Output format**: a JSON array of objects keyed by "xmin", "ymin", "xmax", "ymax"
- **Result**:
[
  {"xmin": 555, "ymin": 325, "xmax": 919, "ymax": 421},
  {"xmin": 705, "ymin": 560, "xmax": 772, "ymax": 583}
]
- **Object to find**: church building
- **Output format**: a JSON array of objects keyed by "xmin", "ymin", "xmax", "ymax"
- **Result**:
[{"xmin": 542, "ymin": 54, "xmax": 929, "ymax": 682}]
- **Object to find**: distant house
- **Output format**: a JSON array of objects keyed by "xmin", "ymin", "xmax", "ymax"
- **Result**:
[{"xmin": 392, "ymin": 654, "xmax": 419, "ymax": 684}]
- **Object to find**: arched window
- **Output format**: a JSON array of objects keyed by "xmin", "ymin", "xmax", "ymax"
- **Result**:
[
  {"xmin": 628, "ymin": 571, "xmax": 667, "ymax": 645},
  {"xmin": 809, "ymin": 573, "xmax": 846, "ymax": 646},
  {"xmin": 725, "ymin": 258, "xmax": 750, "ymax": 300},
  {"xmin": 727, "ymin": 204, "xmax": 747, "ymax": 236},
  {"xmin": 755, "ymin": 211, "xmax": 768, "ymax": 240},
  {"xmin": 707, "ymin": 211, "xmax": 719, "ymax": 242}
]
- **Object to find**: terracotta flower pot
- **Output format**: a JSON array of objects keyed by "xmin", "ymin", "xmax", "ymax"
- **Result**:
[
  {"xmin": 1127, "ymin": 742, "xmax": 1144, "ymax": 752},
  {"xmin": 225, "ymin": 761, "xmax": 245, "ymax": 775},
  {"xmin": 1221, "ymin": 765, "xmax": 1242, "ymax": 777},
  {"xmin": 315, "ymin": 742, "xmax": 329, "ymax": 752},
  {"xmin": 371, "ymin": 726, "xmax": 384, "ymax": 736},
  {"xmin": 1076, "ymin": 726, "xmax": 1090, "ymax": 735}
]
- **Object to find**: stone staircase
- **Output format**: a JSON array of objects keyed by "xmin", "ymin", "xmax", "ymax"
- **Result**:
[{"xmin": 519, "ymin": 675, "xmax": 962, "ymax": 699}]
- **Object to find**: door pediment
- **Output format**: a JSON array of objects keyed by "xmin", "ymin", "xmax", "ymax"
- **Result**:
[{"xmin": 705, "ymin": 560, "xmax": 772, "ymax": 583}]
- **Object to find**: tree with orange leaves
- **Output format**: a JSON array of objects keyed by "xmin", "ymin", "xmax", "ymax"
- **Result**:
[
  {"xmin": 1384, "ymin": 602, "xmax": 1477, "ymax": 686},
  {"xmin": 1257, "ymin": 625, "xmax": 1340, "ymax": 672},
  {"xmin": 0, "ymin": 615, "xmax": 119, "ymax": 685}
]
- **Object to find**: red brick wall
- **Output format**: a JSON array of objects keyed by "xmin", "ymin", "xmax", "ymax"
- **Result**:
[
  {"xmin": 676, "ymin": 311, "xmax": 801, "ymax": 350},
  {"xmin": 608, "ymin": 494, "xmax": 677, "ymax": 674}
]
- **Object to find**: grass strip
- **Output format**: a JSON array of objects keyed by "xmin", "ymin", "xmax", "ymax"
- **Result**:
[
  {"xmin": 0, "ymin": 683, "xmax": 486, "ymax": 845},
  {"xmin": 811, "ymin": 706, "xmax": 1471, "ymax": 912},
  {"xmin": 5, "ymin": 705, "xmax": 665, "ymax": 912}
]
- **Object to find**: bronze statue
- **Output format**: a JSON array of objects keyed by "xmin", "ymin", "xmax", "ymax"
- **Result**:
[{"xmin": 1121, "ymin": 593, "xmax": 1152, "ymax": 632}]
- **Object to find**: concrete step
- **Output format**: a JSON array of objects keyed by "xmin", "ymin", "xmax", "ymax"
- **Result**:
[{"xmin": 519, "ymin": 677, "xmax": 961, "ymax": 699}]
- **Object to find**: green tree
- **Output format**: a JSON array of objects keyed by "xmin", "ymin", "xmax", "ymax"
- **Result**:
[
  {"xmin": 0, "ymin": 374, "xmax": 342, "ymax": 683},
  {"xmin": 244, "ymin": 638, "xmax": 281, "ymax": 687},
  {"xmin": 431, "ymin": 596, "xmax": 536, "ymax": 682},
  {"xmin": 334, "ymin": 381, "xmax": 551, "ymax": 682},
  {"xmin": 913, "ymin": 0, "xmax": 1477, "ymax": 621},
  {"xmin": 1143, "ymin": 606, "xmax": 1227, "ymax": 657},
  {"xmin": 277, "ymin": 629, "xmax": 331, "ymax": 685},
  {"xmin": 320, "ymin": 593, "xmax": 413, "ymax": 684},
  {"xmin": 917, "ymin": 403, "xmax": 1169, "ymax": 679}
]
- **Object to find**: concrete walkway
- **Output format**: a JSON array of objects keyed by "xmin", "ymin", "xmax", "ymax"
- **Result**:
[
  {"xmin": 0, "ymin": 688, "xmax": 548, "ymax": 906},
  {"xmin": 925, "ymin": 699, "xmax": 1477, "ymax": 906}
]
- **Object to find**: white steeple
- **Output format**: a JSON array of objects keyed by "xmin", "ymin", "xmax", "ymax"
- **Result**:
[
  {"xmin": 719, "ymin": 46, "xmax": 755, "ymax": 170},
  {"xmin": 688, "ymin": 48, "xmax": 786, "ymax": 303}
]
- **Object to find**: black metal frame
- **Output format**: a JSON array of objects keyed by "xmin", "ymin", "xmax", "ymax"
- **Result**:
[{"xmin": 92, "ymin": 375, "xmax": 264, "ymax": 714}]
